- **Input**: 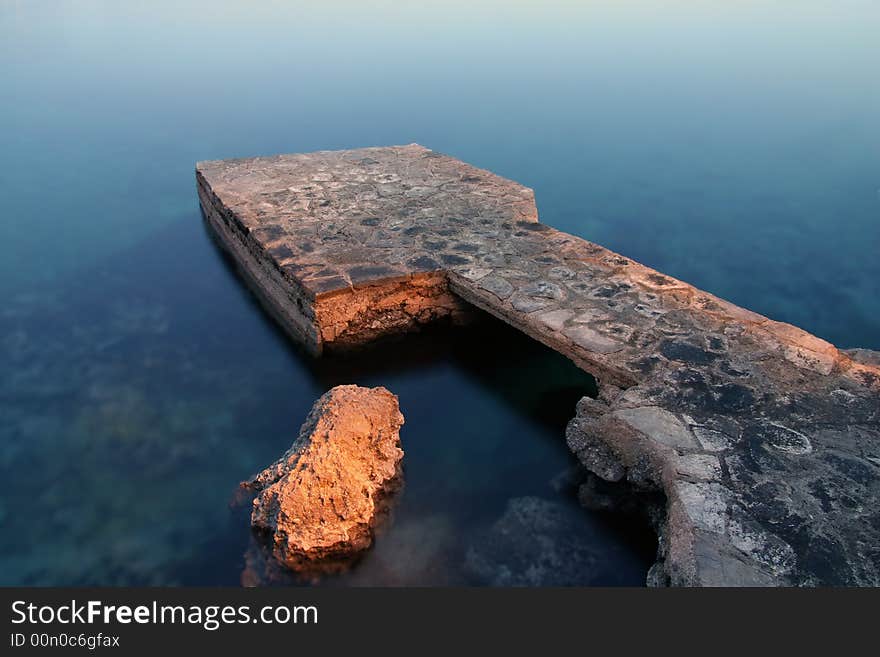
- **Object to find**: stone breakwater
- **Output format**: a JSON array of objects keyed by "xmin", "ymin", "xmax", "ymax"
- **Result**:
[{"xmin": 198, "ymin": 144, "xmax": 880, "ymax": 586}]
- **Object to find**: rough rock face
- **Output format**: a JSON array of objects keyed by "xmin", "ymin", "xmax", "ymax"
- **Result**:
[
  {"xmin": 200, "ymin": 145, "xmax": 880, "ymax": 586},
  {"xmin": 242, "ymin": 385, "xmax": 404, "ymax": 573}
]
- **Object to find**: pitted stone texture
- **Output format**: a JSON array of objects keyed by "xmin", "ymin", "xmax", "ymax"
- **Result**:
[
  {"xmin": 242, "ymin": 385, "xmax": 404, "ymax": 573},
  {"xmin": 199, "ymin": 145, "xmax": 880, "ymax": 586},
  {"xmin": 197, "ymin": 144, "xmax": 533, "ymax": 351}
]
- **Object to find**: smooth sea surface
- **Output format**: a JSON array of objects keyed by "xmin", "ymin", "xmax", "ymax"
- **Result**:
[{"xmin": 1, "ymin": 1, "xmax": 878, "ymax": 585}]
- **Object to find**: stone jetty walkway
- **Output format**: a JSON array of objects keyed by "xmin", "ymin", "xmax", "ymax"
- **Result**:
[{"xmin": 197, "ymin": 144, "xmax": 880, "ymax": 586}]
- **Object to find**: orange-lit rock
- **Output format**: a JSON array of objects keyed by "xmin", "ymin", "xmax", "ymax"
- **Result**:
[{"xmin": 242, "ymin": 385, "xmax": 404, "ymax": 573}]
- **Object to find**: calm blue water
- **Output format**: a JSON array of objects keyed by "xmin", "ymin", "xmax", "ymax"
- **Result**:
[{"xmin": 1, "ymin": 1, "xmax": 877, "ymax": 585}]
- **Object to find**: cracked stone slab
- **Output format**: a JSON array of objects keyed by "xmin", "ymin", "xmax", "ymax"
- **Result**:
[{"xmin": 197, "ymin": 144, "xmax": 880, "ymax": 586}]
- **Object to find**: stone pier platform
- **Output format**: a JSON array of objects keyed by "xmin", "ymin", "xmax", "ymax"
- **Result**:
[{"xmin": 197, "ymin": 144, "xmax": 880, "ymax": 586}]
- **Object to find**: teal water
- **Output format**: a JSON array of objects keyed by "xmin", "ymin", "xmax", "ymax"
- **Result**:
[{"xmin": 1, "ymin": 1, "xmax": 878, "ymax": 585}]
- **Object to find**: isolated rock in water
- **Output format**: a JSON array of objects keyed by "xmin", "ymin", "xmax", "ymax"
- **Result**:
[
  {"xmin": 465, "ymin": 496, "xmax": 600, "ymax": 586},
  {"xmin": 242, "ymin": 385, "xmax": 404, "ymax": 572}
]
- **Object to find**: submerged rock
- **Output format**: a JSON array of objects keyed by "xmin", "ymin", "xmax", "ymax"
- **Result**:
[
  {"xmin": 464, "ymin": 496, "xmax": 601, "ymax": 586},
  {"xmin": 242, "ymin": 385, "xmax": 404, "ymax": 574},
  {"xmin": 844, "ymin": 348, "xmax": 880, "ymax": 367},
  {"xmin": 342, "ymin": 514, "xmax": 465, "ymax": 586}
]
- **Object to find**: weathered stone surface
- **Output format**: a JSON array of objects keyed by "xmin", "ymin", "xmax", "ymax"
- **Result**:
[
  {"xmin": 242, "ymin": 385, "xmax": 404, "ymax": 573},
  {"xmin": 199, "ymin": 145, "xmax": 880, "ymax": 586}
]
